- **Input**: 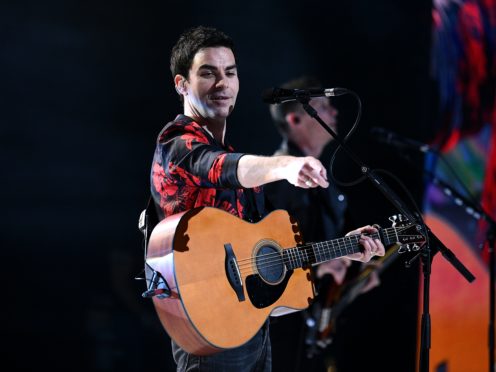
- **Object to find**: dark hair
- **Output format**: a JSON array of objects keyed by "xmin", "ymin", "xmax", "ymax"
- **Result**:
[
  {"xmin": 170, "ymin": 26, "xmax": 235, "ymax": 79},
  {"xmin": 269, "ymin": 76, "xmax": 322, "ymax": 136}
]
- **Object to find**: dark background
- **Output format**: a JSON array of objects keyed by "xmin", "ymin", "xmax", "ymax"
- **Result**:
[{"xmin": 2, "ymin": 1, "xmax": 434, "ymax": 371}]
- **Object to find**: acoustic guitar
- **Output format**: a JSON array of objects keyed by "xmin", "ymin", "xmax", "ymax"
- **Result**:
[{"xmin": 145, "ymin": 207, "xmax": 426, "ymax": 355}]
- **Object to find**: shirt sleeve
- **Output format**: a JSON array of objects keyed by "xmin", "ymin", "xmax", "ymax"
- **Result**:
[{"xmin": 158, "ymin": 120, "xmax": 244, "ymax": 189}]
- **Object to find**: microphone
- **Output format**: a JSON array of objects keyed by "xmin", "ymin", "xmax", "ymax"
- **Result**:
[
  {"xmin": 370, "ymin": 127, "xmax": 432, "ymax": 153},
  {"xmin": 262, "ymin": 87, "xmax": 348, "ymax": 104}
]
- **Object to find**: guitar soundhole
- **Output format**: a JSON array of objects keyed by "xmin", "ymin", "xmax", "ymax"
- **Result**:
[{"xmin": 254, "ymin": 240, "xmax": 286, "ymax": 285}]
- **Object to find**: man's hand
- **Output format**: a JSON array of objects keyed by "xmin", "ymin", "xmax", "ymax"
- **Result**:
[
  {"xmin": 282, "ymin": 156, "xmax": 329, "ymax": 189},
  {"xmin": 344, "ymin": 225, "xmax": 385, "ymax": 263},
  {"xmin": 316, "ymin": 258, "xmax": 352, "ymax": 285}
]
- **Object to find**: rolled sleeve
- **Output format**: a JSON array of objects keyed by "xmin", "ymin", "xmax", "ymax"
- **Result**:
[{"xmin": 208, "ymin": 152, "xmax": 245, "ymax": 188}]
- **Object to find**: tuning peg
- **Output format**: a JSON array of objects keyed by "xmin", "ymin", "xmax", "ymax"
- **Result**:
[
  {"xmin": 388, "ymin": 214, "xmax": 407, "ymax": 227},
  {"xmin": 411, "ymin": 243, "xmax": 420, "ymax": 251},
  {"xmin": 389, "ymin": 215, "xmax": 398, "ymax": 226}
]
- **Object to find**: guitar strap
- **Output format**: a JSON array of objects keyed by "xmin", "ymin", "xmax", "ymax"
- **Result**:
[
  {"xmin": 138, "ymin": 197, "xmax": 159, "ymax": 258},
  {"xmin": 243, "ymin": 187, "xmax": 264, "ymax": 223},
  {"xmin": 137, "ymin": 197, "xmax": 170, "ymax": 298}
]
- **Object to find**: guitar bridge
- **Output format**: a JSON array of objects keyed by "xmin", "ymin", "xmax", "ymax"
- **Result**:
[{"xmin": 224, "ymin": 243, "xmax": 245, "ymax": 302}]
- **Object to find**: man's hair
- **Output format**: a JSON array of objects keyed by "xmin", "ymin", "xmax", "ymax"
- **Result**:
[
  {"xmin": 269, "ymin": 76, "xmax": 322, "ymax": 136},
  {"xmin": 170, "ymin": 26, "xmax": 235, "ymax": 79}
]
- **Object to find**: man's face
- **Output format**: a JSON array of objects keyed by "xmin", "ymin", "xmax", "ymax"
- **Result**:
[
  {"xmin": 298, "ymin": 97, "xmax": 338, "ymax": 145},
  {"xmin": 308, "ymin": 97, "xmax": 338, "ymax": 131},
  {"xmin": 180, "ymin": 47, "xmax": 239, "ymax": 122},
  {"xmin": 289, "ymin": 97, "xmax": 338, "ymax": 150}
]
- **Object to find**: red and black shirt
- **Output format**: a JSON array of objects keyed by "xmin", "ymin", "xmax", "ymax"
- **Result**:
[{"xmin": 151, "ymin": 115, "xmax": 266, "ymax": 221}]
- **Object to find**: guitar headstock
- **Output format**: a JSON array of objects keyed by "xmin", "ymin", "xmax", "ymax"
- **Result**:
[{"xmin": 387, "ymin": 214, "xmax": 427, "ymax": 254}]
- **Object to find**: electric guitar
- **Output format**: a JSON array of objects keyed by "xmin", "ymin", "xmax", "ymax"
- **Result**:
[
  {"xmin": 145, "ymin": 207, "xmax": 426, "ymax": 355},
  {"xmin": 305, "ymin": 226, "xmax": 404, "ymax": 357}
]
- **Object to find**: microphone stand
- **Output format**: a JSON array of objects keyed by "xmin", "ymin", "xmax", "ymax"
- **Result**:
[
  {"xmin": 383, "ymin": 137, "xmax": 494, "ymax": 372},
  {"xmin": 295, "ymin": 95, "xmax": 476, "ymax": 372}
]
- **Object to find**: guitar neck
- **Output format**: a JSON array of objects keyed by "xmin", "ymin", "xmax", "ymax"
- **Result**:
[{"xmin": 283, "ymin": 228, "xmax": 397, "ymax": 270}]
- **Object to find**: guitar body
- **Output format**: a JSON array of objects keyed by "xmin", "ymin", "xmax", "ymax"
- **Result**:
[{"xmin": 146, "ymin": 207, "xmax": 314, "ymax": 355}]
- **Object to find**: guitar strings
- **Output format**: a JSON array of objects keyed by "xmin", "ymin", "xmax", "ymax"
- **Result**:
[
  {"xmin": 236, "ymin": 224, "xmax": 412, "ymax": 268},
  {"xmin": 237, "ymin": 234, "xmax": 365, "ymax": 275},
  {"xmin": 237, "ymin": 233, "xmax": 365, "ymax": 267},
  {"xmin": 237, "ymin": 228, "xmax": 399, "ymax": 268},
  {"xmin": 236, "ymin": 226, "xmax": 414, "ymax": 276},
  {"xmin": 236, "ymin": 231, "xmax": 376, "ymax": 266}
]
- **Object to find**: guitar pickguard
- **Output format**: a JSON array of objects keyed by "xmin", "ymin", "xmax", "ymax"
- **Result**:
[{"xmin": 245, "ymin": 271, "xmax": 293, "ymax": 309}]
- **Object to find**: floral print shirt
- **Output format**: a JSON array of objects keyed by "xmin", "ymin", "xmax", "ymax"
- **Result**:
[{"xmin": 151, "ymin": 115, "xmax": 265, "ymax": 221}]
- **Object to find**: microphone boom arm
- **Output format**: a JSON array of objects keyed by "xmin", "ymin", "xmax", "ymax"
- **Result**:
[{"xmin": 300, "ymin": 98, "xmax": 418, "ymax": 222}]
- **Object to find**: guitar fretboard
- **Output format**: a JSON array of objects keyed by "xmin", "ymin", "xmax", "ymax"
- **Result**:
[{"xmin": 282, "ymin": 230, "xmax": 395, "ymax": 270}]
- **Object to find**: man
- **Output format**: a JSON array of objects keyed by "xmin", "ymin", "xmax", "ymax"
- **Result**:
[
  {"xmin": 150, "ymin": 26, "xmax": 384, "ymax": 372},
  {"xmin": 264, "ymin": 76, "xmax": 380, "ymax": 371},
  {"xmin": 265, "ymin": 76, "xmax": 350, "ymax": 281}
]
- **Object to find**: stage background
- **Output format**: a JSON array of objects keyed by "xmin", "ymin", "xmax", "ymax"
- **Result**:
[
  {"xmin": 421, "ymin": 1, "xmax": 496, "ymax": 371},
  {"xmin": 5, "ymin": 1, "xmax": 493, "ymax": 371}
]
